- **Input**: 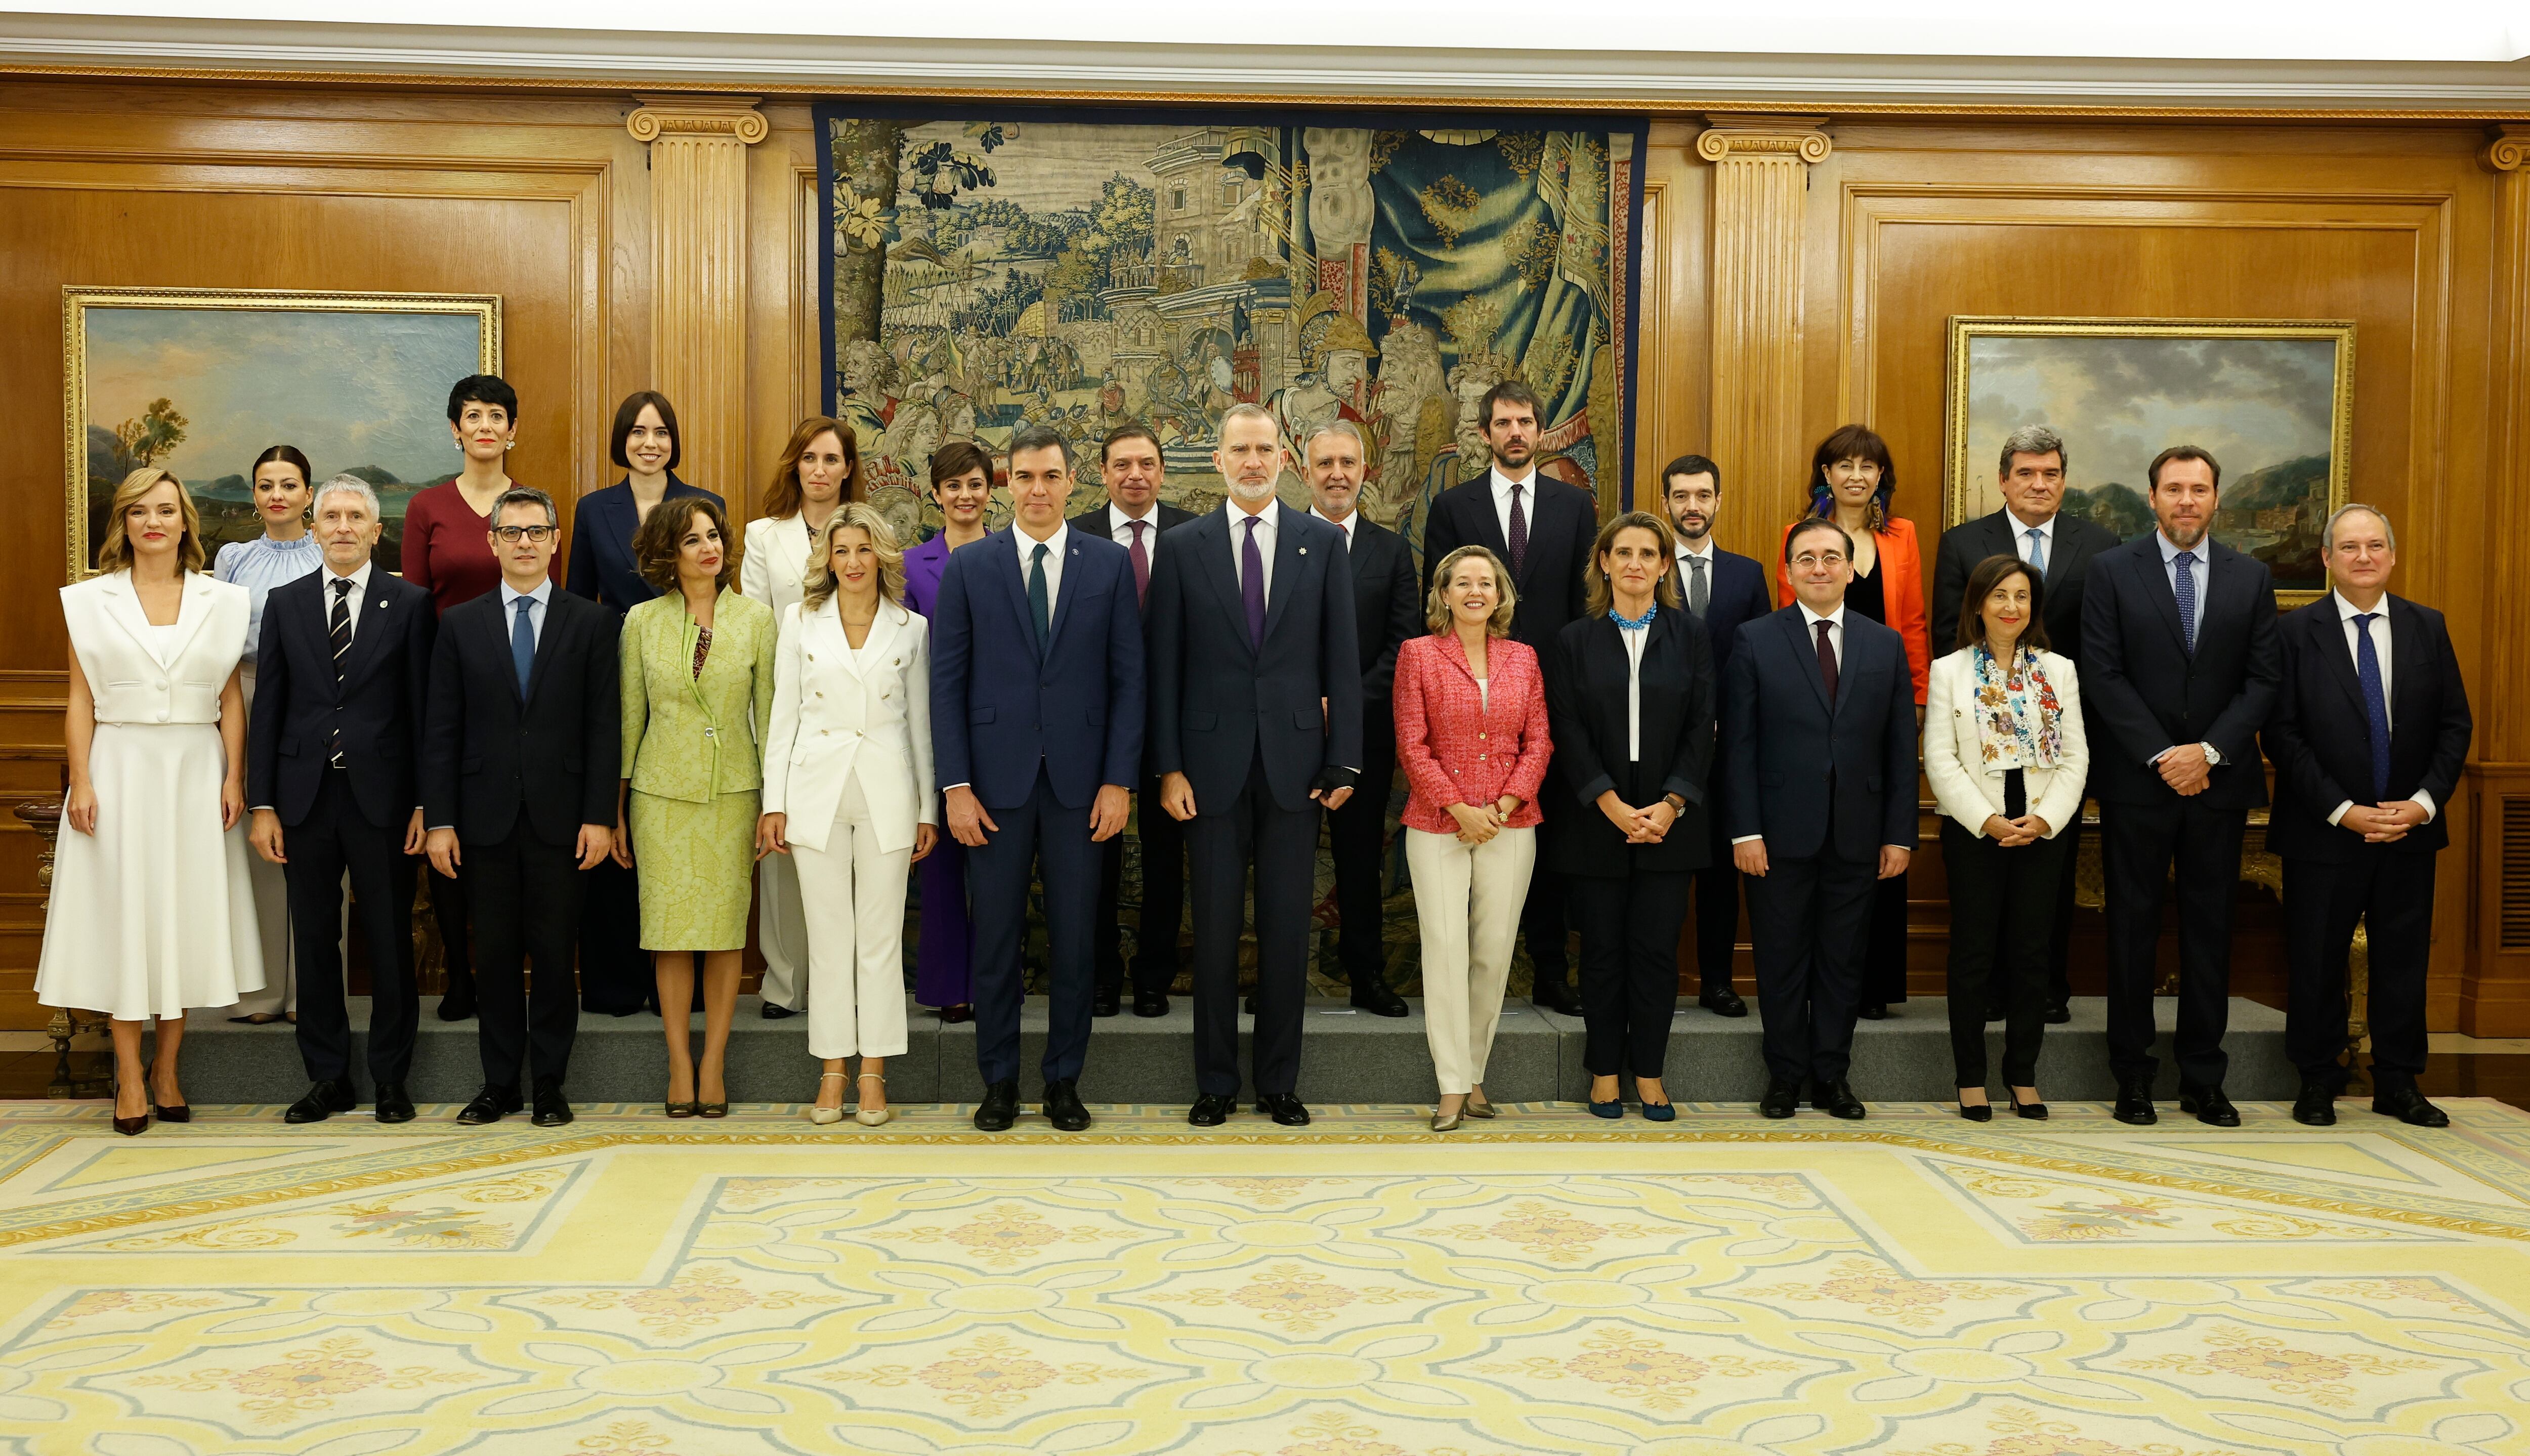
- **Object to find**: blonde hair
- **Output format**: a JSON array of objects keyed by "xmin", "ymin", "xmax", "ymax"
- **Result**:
[
  {"xmin": 800, "ymin": 501, "xmax": 906, "ymax": 613},
  {"xmin": 1584, "ymin": 510, "xmax": 1683, "ymax": 617},
  {"xmin": 96, "ymin": 467, "xmax": 204, "ymax": 574},
  {"xmin": 1424, "ymin": 544, "xmax": 1517, "ymax": 637}
]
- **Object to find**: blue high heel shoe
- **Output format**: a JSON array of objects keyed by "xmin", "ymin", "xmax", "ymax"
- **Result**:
[
  {"xmin": 1588, "ymin": 1099, "xmax": 1624, "ymax": 1119},
  {"xmin": 1639, "ymin": 1100, "xmax": 1677, "ymax": 1122}
]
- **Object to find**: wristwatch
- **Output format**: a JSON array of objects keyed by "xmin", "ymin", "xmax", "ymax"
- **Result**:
[{"xmin": 1663, "ymin": 793, "xmax": 1687, "ymax": 812}]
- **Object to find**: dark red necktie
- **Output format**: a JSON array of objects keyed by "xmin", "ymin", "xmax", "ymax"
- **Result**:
[
  {"xmin": 1128, "ymin": 519, "xmax": 1150, "ymax": 607},
  {"xmin": 1816, "ymin": 620, "xmax": 1838, "ymax": 703},
  {"xmin": 1506, "ymin": 483, "xmax": 1529, "ymax": 579}
]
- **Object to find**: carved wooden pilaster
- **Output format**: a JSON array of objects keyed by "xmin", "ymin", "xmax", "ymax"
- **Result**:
[
  {"xmin": 628, "ymin": 96, "xmax": 768, "ymax": 503},
  {"xmin": 1698, "ymin": 117, "xmax": 1831, "ymax": 527}
]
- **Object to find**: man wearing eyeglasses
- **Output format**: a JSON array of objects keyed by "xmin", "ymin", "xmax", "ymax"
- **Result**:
[
  {"xmin": 420, "ymin": 488, "xmax": 621, "ymax": 1130},
  {"xmin": 1723, "ymin": 518, "xmax": 1917, "ymax": 1121}
]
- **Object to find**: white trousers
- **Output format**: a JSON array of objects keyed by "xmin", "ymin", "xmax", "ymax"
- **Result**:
[
  {"xmin": 1405, "ymin": 825, "xmax": 1536, "ymax": 1095},
  {"xmin": 755, "ymin": 847, "xmax": 809, "ymax": 1010},
  {"xmin": 795, "ymin": 767, "xmax": 912, "ymax": 1060}
]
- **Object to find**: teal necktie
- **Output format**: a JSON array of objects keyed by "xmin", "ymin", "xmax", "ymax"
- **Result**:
[{"xmin": 1028, "ymin": 542, "xmax": 1051, "ymax": 653}]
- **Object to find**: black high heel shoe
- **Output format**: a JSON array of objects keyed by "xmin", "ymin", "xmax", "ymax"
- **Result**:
[
  {"xmin": 110, "ymin": 1080, "xmax": 149, "ymax": 1136},
  {"xmin": 1956, "ymin": 1094, "xmax": 1993, "ymax": 1124},
  {"xmin": 2009, "ymin": 1089, "xmax": 2049, "ymax": 1121}
]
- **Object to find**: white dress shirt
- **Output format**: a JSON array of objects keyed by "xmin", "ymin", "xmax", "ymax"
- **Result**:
[
  {"xmin": 500, "ymin": 577, "xmax": 554, "ymax": 651},
  {"xmin": 1228, "ymin": 502, "xmax": 1276, "ymax": 599},
  {"xmin": 318, "ymin": 560, "xmax": 374, "ymax": 649},
  {"xmin": 1675, "ymin": 537, "xmax": 1716, "ymax": 611},
  {"xmin": 2006, "ymin": 508, "xmax": 2057, "ymax": 573},
  {"xmin": 1308, "ymin": 504, "xmax": 1358, "ymax": 550},
  {"xmin": 2327, "ymin": 590, "xmax": 2434, "ymax": 827},
  {"xmin": 1105, "ymin": 502, "xmax": 1165, "ymax": 559},
  {"xmin": 1013, "ymin": 521, "xmax": 1070, "ymax": 620},
  {"xmin": 1733, "ymin": 602, "xmax": 1846, "ymax": 845},
  {"xmin": 1488, "ymin": 466, "xmax": 1540, "ymax": 546},
  {"xmin": 1619, "ymin": 618, "xmax": 1648, "ymax": 761}
]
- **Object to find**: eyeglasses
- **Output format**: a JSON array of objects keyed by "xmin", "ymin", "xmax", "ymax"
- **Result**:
[
  {"xmin": 492, "ymin": 525, "xmax": 556, "ymax": 544},
  {"xmin": 1791, "ymin": 550, "xmax": 1849, "ymax": 569}
]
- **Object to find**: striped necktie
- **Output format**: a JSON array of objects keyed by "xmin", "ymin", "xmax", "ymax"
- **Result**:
[{"xmin": 329, "ymin": 578, "xmax": 353, "ymax": 765}]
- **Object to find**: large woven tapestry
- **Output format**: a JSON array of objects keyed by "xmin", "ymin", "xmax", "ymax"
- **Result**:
[{"xmin": 815, "ymin": 107, "xmax": 1646, "ymax": 556}]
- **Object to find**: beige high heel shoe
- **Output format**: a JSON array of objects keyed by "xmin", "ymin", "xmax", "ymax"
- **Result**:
[
  {"xmin": 855, "ymin": 1072, "xmax": 893, "ymax": 1127},
  {"xmin": 806, "ymin": 1070, "xmax": 848, "ymax": 1126}
]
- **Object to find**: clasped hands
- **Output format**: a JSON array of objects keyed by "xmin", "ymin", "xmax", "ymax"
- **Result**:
[
  {"xmin": 1598, "ymin": 790, "xmax": 1676, "ymax": 845},
  {"xmin": 1978, "ymin": 812, "xmax": 2053, "ymax": 848},
  {"xmin": 2341, "ymin": 799, "xmax": 2430, "ymax": 844},
  {"xmin": 1448, "ymin": 795, "xmax": 1523, "ymax": 845}
]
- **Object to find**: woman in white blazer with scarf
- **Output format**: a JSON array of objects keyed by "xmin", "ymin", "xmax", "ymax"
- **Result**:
[
  {"xmin": 1924, "ymin": 553, "xmax": 2088, "ymax": 1124},
  {"xmin": 760, "ymin": 503, "xmax": 936, "ymax": 1127}
]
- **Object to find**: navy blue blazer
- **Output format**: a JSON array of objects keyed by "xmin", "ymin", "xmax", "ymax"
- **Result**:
[
  {"xmin": 1676, "ymin": 544, "xmax": 1770, "ymax": 688},
  {"xmin": 2079, "ymin": 534, "xmax": 2280, "ymax": 809},
  {"xmin": 1722, "ymin": 605, "xmax": 1917, "ymax": 862},
  {"xmin": 929, "ymin": 525, "xmax": 1145, "ymax": 811},
  {"xmin": 420, "ymin": 586, "xmax": 622, "ymax": 846},
  {"xmin": 1146, "ymin": 503, "xmax": 1363, "ymax": 813},
  {"xmin": 564, "ymin": 476, "xmax": 723, "ymax": 615},
  {"xmin": 247, "ymin": 566, "xmax": 436, "ymax": 830},
  {"xmin": 2262, "ymin": 593, "xmax": 2471, "ymax": 863}
]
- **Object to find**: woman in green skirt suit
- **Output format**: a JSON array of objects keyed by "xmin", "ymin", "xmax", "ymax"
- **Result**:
[{"xmin": 615, "ymin": 496, "xmax": 777, "ymax": 1116}]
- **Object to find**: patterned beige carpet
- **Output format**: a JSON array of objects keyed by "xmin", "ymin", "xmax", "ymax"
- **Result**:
[{"xmin": 4, "ymin": 1098, "xmax": 2529, "ymax": 1454}]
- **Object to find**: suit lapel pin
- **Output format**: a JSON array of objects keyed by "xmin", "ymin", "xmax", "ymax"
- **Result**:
[{"xmin": 1298, "ymin": 547, "xmax": 1307, "ymax": 555}]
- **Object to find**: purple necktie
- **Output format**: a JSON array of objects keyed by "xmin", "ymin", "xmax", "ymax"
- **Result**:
[
  {"xmin": 1129, "ymin": 519, "xmax": 1150, "ymax": 606},
  {"xmin": 1242, "ymin": 515, "xmax": 1267, "ymax": 648},
  {"xmin": 1507, "ymin": 482, "xmax": 1529, "ymax": 579}
]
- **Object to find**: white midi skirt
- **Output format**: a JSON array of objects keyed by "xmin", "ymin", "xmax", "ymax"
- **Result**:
[{"xmin": 33, "ymin": 721, "xmax": 265, "ymax": 1021}]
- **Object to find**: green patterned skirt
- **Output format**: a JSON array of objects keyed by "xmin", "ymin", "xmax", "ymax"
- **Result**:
[{"xmin": 629, "ymin": 788, "xmax": 760, "ymax": 951}]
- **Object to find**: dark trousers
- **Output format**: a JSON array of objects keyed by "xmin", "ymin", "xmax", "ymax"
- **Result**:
[
  {"xmin": 2042, "ymin": 816, "xmax": 2084, "ymax": 1009},
  {"xmin": 1747, "ymin": 848, "xmax": 1877, "ymax": 1086},
  {"xmin": 1569, "ymin": 869, "xmax": 1688, "ymax": 1079},
  {"xmin": 968, "ymin": 765, "xmax": 1098, "ymax": 1086},
  {"xmin": 2100, "ymin": 796, "xmax": 2247, "ymax": 1089},
  {"xmin": 1521, "ymin": 802, "xmax": 1571, "ymax": 992},
  {"xmin": 1327, "ymin": 710, "xmax": 1398, "ymax": 990},
  {"xmin": 464, "ymin": 825, "xmax": 584, "ymax": 1089},
  {"xmin": 1186, "ymin": 753, "xmax": 1319, "ymax": 1098},
  {"xmin": 1941, "ymin": 820, "xmax": 2069, "ymax": 1088},
  {"xmin": 577, "ymin": 855, "xmax": 649, "ymax": 1014},
  {"xmin": 2285, "ymin": 852, "xmax": 2434, "ymax": 1092},
  {"xmin": 287, "ymin": 766, "xmax": 419, "ymax": 1086},
  {"xmin": 1094, "ymin": 771, "xmax": 1186, "ymax": 999},
  {"xmin": 427, "ymin": 862, "xmax": 473, "ymax": 998},
  {"xmin": 1689, "ymin": 806, "xmax": 1743, "ymax": 993},
  {"xmin": 1862, "ymin": 870, "xmax": 1909, "ymax": 1006}
]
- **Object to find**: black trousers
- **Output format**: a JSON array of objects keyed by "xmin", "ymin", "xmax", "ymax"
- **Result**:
[
  {"xmin": 968, "ymin": 765, "xmax": 1099, "ymax": 1086},
  {"xmin": 1327, "ymin": 709, "xmax": 1398, "ymax": 990},
  {"xmin": 2100, "ymin": 796, "xmax": 2246, "ymax": 1089},
  {"xmin": 2042, "ymin": 815, "xmax": 2084, "ymax": 1009},
  {"xmin": 287, "ymin": 767, "xmax": 419, "ymax": 1087},
  {"xmin": 1689, "ymin": 806, "xmax": 1742, "ymax": 994},
  {"xmin": 1862, "ymin": 869, "xmax": 1909, "ymax": 1006},
  {"xmin": 1186, "ymin": 753, "xmax": 1319, "ymax": 1098},
  {"xmin": 577, "ymin": 855, "xmax": 649, "ymax": 1014},
  {"xmin": 2284, "ymin": 852, "xmax": 2434, "ymax": 1092},
  {"xmin": 1521, "ymin": 800, "xmax": 1571, "ymax": 992},
  {"xmin": 464, "ymin": 825, "xmax": 585, "ymax": 1089},
  {"xmin": 1569, "ymin": 868, "xmax": 1688, "ymax": 1079},
  {"xmin": 427, "ymin": 862, "xmax": 473, "ymax": 999},
  {"xmin": 1094, "ymin": 770, "xmax": 1186, "ymax": 1000},
  {"xmin": 1747, "ymin": 848, "xmax": 1877, "ymax": 1086},
  {"xmin": 1941, "ymin": 820, "xmax": 2069, "ymax": 1088}
]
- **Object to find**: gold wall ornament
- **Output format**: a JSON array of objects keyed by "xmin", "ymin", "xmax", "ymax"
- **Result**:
[
  {"xmin": 627, "ymin": 95, "xmax": 767, "ymax": 510},
  {"xmin": 2487, "ymin": 124, "xmax": 2530, "ymax": 172},
  {"xmin": 1698, "ymin": 116, "xmax": 1831, "ymax": 538}
]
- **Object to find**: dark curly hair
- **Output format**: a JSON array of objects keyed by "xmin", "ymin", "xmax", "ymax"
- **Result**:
[{"xmin": 632, "ymin": 495, "xmax": 737, "ymax": 595}]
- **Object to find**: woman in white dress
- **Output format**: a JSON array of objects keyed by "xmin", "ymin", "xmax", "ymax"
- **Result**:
[
  {"xmin": 738, "ymin": 415, "xmax": 862, "ymax": 1021},
  {"xmin": 758, "ymin": 503, "xmax": 935, "ymax": 1128},
  {"xmin": 38, "ymin": 468, "xmax": 264, "ymax": 1134}
]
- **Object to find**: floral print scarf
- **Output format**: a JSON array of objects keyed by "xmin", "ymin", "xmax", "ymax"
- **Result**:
[{"xmin": 1972, "ymin": 643, "xmax": 2062, "ymax": 770}]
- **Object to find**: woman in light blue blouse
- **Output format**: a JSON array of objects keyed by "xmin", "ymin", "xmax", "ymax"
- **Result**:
[{"xmin": 214, "ymin": 445, "xmax": 324, "ymax": 1024}]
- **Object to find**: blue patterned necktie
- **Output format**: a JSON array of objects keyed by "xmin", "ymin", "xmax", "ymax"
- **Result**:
[
  {"xmin": 510, "ymin": 595, "xmax": 535, "ymax": 696},
  {"xmin": 1241, "ymin": 516, "xmax": 1267, "ymax": 648},
  {"xmin": 2025, "ymin": 527, "xmax": 2047, "ymax": 578},
  {"xmin": 2355, "ymin": 612, "xmax": 2392, "ymax": 801},
  {"xmin": 1027, "ymin": 542, "xmax": 1050, "ymax": 654},
  {"xmin": 2173, "ymin": 550, "xmax": 2198, "ymax": 656}
]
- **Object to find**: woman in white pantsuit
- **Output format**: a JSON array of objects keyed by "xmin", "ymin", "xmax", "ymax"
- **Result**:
[
  {"xmin": 759, "ymin": 502, "xmax": 936, "ymax": 1127},
  {"xmin": 37, "ymin": 468, "xmax": 264, "ymax": 1134}
]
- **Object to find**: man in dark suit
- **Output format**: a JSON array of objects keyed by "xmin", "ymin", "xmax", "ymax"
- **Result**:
[
  {"xmin": 1663, "ymin": 452, "xmax": 1768, "ymax": 1017},
  {"xmin": 2081, "ymin": 445, "xmax": 2281, "ymax": 1128},
  {"xmin": 2263, "ymin": 504, "xmax": 2470, "ymax": 1129},
  {"xmin": 935, "ymin": 423, "xmax": 1145, "ymax": 1133},
  {"xmin": 1419, "ymin": 380, "xmax": 1596, "ymax": 1015},
  {"xmin": 1150, "ymin": 403, "xmax": 1362, "ymax": 1127},
  {"xmin": 1930, "ymin": 424, "xmax": 2120, "ymax": 1023},
  {"xmin": 1073, "ymin": 421, "xmax": 1195, "ymax": 1018},
  {"xmin": 1306, "ymin": 420, "xmax": 1419, "ymax": 1017},
  {"xmin": 420, "ymin": 488, "xmax": 620, "ymax": 1129},
  {"xmin": 1726, "ymin": 518, "xmax": 1916, "ymax": 1120},
  {"xmin": 247, "ymin": 476, "xmax": 436, "ymax": 1126}
]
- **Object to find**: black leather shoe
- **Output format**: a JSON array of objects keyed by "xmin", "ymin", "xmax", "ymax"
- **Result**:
[
  {"xmin": 1532, "ymin": 981, "xmax": 1582, "ymax": 1016},
  {"xmin": 2044, "ymin": 1001, "xmax": 2072, "ymax": 1025},
  {"xmin": 1188, "ymin": 1093, "xmax": 1236, "ymax": 1127},
  {"xmin": 2178, "ymin": 1082, "xmax": 2240, "ymax": 1128},
  {"xmin": 1982, "ymin": 1003, "xmax": 2005, "ymax": 1023},
  {"xmin": 1856, "ymin": 1003, "xmax": 1890, "ymax": 1021},
  {"xmin": 1133, "ymin": 990, "xmax": 1170, "ymax": 1018},
  {"xmin": 1243, "ymin": 994, "xmax": 1257, "ymax": 1015},
  {"xmin": 1256, "ymin": 1092, "xmax": 1312, "ymax": 1126},
  {"xmin": 974, "ymin": 1080, "xmax": 1021, "ymax": 1132},
  {"xmin": 530, "ymin": 1078, "xmax": 573, "ymax": 1127},
  {"xmin": 435, "ymin": 984, "xmax": 476, "ymax": 1022},
  {"xmin": 1812, "ymin": 1081, "xmax": 1867, "ymax": 1120},
  {"xmin": 761, "ymin": 1001, "xmax": 798, "ymax": 1020},
  {"xmin": 1092, "ymin": 987, "xmax": 1122, "ymax": 1018},
  {"xmin": 1758, "ymin": 1078, "xmax": 1800, "ymax": 1120},
  {"xmin": 1042, "ymin": 1078, "xmax": 1091, "ymax": 1131},
  {"xmin": 2293, "ymin": 1080, "xmax": 2340, "ymax": 1127},
  {"xmin": 456, "ymin": 1085, "xmax": 520, "ymax": 1125},
  {"xmin": 373, "ymin": 1082, "xmax": 415, "ymax": 1124},
  {"xmin": 285, "ymin": 1078, "xmax": 357, "ymax": 1125},
  {"xmin": 2113, "ymin": 1082, "xmax": 2159, "ymax": 1126},
  {"xmin": 1350, "ymin": 983, "xmax": 1410, "ymax": 1017},
  {"xmin": 2373, "ymin": 1084, "xmax": 2450, "ymax": 1128},
  {"xmin": 1697, "ymin": 986, "xmax": 1748, "ymax": 1018}
]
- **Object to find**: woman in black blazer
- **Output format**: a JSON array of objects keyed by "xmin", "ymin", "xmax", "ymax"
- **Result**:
[{"xmin": 1543, "ymin": 511, "xmax": 1715, "ymax": 1121}]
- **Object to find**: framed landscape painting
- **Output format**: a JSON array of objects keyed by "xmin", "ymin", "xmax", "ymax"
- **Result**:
[
  {"xmin": 62, "ymin": 287, "xmax": 501, "ymax": 581},
  {"xmin": 1943, "ymin": 316, "xmax": 2353, "ymax": 606}
]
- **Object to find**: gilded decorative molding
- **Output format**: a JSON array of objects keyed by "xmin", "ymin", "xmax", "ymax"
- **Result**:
[
  {"xmin": 1696, "ymin": 116, "xmax": 1834, "ymax": 165},
  {"xmin": 2487, "ymin": 123, "xmax": 2530, "ymax": 172},
  {"xmin": 627, "ymin": 95, "xmax": 769, "ymax": 146}
]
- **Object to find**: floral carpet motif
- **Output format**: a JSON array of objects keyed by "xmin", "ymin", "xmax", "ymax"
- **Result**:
[{"xmin": 2, "ymin": 1098, "xmax": 2528, "ymax": 1454}]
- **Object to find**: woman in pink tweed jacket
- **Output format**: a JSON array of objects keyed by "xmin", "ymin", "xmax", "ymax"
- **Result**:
[{"xmin": 1393, "ymin": 544, "xmax": 1553, "ymax": 1131}]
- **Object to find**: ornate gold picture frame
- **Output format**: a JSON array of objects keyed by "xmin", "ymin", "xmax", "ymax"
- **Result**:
[
  {"xmin": 63, "ymin": 287, "xmax": 501, "ymax": 581},
  {"xmin": 1943, "ymin": 315, "xmax": 2354, "ymax": 606}
]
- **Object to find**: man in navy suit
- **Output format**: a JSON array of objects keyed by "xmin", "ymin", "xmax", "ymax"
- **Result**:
[
  {"xmin": 247, "ymin": 476, "xmax": 436, "ymax": 1126},
  {"xmin": 2263, "ymin": 504, "xmax": 2470, "ymax": 1129},
  {"xmin": 932, "ymin": 423, "xmax": 1145, "ymax": 1134},
  {"xmin": 1725, "ymin": 517, "xmax": 1917, "ymax": 1120},
  {"xmin": 1662, "ymin": 453, "xmax": 1767, "ymax": 1017},
  {"xmin": 1149, "ymin": 403, "xmax": 1362, "ymax": 1127},
  {"xmin": 2082, "ymin": 445, "xmax": 2281, "ymax": 1128}
]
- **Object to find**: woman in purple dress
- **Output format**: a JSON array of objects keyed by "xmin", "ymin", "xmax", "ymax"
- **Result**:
[{"xmin": 900, "ymin": 441, "xmax": 995, "ymax": 1022}]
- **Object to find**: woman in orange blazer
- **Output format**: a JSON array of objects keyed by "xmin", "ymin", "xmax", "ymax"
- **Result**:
[
  {"xmin": 1395, "ymin": 544, "xmax": 1552, "ymax": 1132},
  {"xmin": 1774, "ymin": 423, "xmax": 1926, "ymax": 1018}
]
